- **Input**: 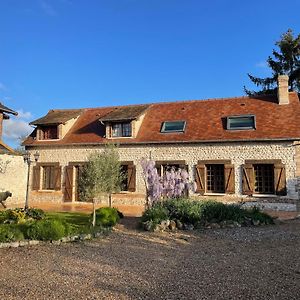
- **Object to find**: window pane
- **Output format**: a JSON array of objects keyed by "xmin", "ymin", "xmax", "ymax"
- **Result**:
[
  {"xmin": 120, "ymin": 165, "xmax": 128, "ymax": 191},
  {"xmin": 161, "ymin": 121, "xmax": 186, "ymax": 132},
  {"xmin": 112, "ymin": 122, "xmax": 132, "ymax": 137},
  {"xmin": 112, "ymin": 123, "xmax": 122, "ymax": 137},
  {"xmin": 122, "ymin": 123, "xmax": 132, "ymax": 137},
  {"xmin": 228, "ymin": 116, "xmax": 255, "ymax": 130},
  {"xmin": 42, "ymin": 166, "xmax": 55, "ymax": 190},
  {"xmin": 206, "ymin": 164, "xmax": 225, "ymax": 193},
  {"xmin": 254, "ymin": 164, "xmax": 274, "ymax": 194},
  {"xmin": 41, "ymin": 126, "xmax": 58, "ymax": 139}
]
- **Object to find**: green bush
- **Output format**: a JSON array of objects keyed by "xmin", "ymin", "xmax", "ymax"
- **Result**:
[
  {"xmin": 141, "ymin": 205, "xmax": 169, "ymax": 225},
  {"xmin": 0, "ymin": 225, "xmax": 24, "ymax": 242},
  {"xmin": 142, "ymin": 199, "xmax": 274, "ymax": 228},
  {"xmin": 0, "ymin": 210, "xmax": 10, "ymax": 224},
  {"xmin": 26, "ymin": 219, "xmax": 66, "ymax": 241},
  {"xmin": 7, "ymin": 209, "xmax": 26, "ymax": 224},
  {"xmin": 0, "ymin": 208, "xmax": 45, "ymax": 224},
  {"xmin": 94, "ymin": 207, "xmax": 120, "ymax": 227},
  {"xmin": 245, "ymin": 207, "xmax": 274, "ymax": 224},
  {"xmin": 26, "ymin": 208, "xmax": 45, "ymax": 220},
  {"xmin": 161, "ymin": 198, "xmax": 202, "ymax": 224}
]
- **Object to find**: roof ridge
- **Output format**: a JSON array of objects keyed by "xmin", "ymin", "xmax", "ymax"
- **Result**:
[{"xmin": 40, "ymin": 94, "xmax": 281, "ymax": 112}]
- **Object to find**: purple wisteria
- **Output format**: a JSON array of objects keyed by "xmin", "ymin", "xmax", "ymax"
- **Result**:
[{"xmin": 141, "ymin": 158, "xmax": 197, "ymax": 207}]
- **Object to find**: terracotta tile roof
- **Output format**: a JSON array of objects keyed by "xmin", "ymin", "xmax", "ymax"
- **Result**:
[
  {"xmin": 99, "ymin": 104, "xmax": 149, "ymax": 122},
  {"xmin": 24, "ymin": 92, "xmax": 300, "ymax": 147},
  {"xmin": 0, "ymin": 103, "xmax": 17, "ymax": 116},
  {"xmin": 30, "ymin": 109, "xmax": 83, "ymax": 125}
]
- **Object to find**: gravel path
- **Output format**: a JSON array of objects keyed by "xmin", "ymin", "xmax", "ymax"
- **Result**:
[{"xmin": 0, "ymin": 218, "xmax": 300, "ymax": 299}]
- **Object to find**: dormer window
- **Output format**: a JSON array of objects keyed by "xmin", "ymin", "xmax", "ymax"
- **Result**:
[
  {"xmin": 161, "ymin": 121, "xmax": 186, "ymax": 133},
  {"xmin": 40, "ymin": 125, "xmax": 58, "ymax": 140},
  {"xmin": 227, "ymin": 115, "xmax": 256, "ymax": 130},
  {"xmin": 111, "ymin": 122, "xmax": 132, "ymax": 137}
]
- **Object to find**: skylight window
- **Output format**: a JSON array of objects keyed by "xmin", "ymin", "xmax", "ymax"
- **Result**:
[
  {"xmin": 161, "ymin": 121, "xmax": 186, "ymax": 133},
  {"xmin": 227, "ymin": 115, "xmax": 256, "ymax": 130}
]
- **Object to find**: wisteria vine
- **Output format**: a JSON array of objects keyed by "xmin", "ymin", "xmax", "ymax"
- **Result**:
[{"xmin": 141, "ymin": 158, "xmax": 197, "ymax": 207}]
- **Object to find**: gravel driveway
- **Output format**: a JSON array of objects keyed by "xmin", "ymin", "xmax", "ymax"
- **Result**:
[{"xmin": 0, "ymin": 218, "xmax": 300, "ymax": 300}]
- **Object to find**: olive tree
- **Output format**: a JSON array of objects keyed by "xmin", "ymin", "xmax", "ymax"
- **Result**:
[{"xmin": 79, "ymin": 144, "xmax": 124, "ymax": 226}]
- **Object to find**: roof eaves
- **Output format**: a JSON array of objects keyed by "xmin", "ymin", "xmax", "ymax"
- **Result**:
[
  {"xmin": 24, "ymin": 137, "xmax": 300, "ymax": 148},
  {"xmin": 0, "ymin": 103, "xmax": 18, "ymax": 116}
]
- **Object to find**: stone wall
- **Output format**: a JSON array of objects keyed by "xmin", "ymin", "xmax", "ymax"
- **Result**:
[
  {"xmin": 0, "ymin": 154, "xmax": 27, "ymax": 205},
  {"xmin": 27, "ymin": 141, "xmax": 298, "ymax": 205}
]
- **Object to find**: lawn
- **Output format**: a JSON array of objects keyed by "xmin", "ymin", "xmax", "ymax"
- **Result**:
[
  {"xmin": 46, "ymin": 212, "xmax": 93, "ymax": 234},
  {"xmin": 0, "ymin": 209, "xmax": 115, "ymax": 242}
]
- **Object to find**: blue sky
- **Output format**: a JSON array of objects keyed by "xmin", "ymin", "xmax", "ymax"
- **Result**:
[{"xmin": 1, "ymin": 0, "xmax": 300, "ymax": 147}]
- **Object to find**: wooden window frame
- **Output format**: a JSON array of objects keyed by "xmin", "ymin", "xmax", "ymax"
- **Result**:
[
  {"xmin": 38, "ymin": 125, "xmax": 59, "ymax": 140},
  {"xmin": 35, "ymin": 162, "xmax": 61, "ymax": 191},
  {"xmin": 195, "ymin": 160, "xmax": 235, "ymax": 195},
  {"xmin": 119, "ymin": 161, "xmax": 136, "ymax": 192},
  {"xmin": 155, "ymin": 160, "xmax": 188, "ymax": 176},
  {"xmin": 111, "ymin": 122, "xmax": 132, "ymax": 137},
  {"xmin": 242, "ymin": 160, "xmax": 287, "ymax": 196}
]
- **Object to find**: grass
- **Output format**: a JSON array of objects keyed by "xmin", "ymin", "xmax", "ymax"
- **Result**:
[
  {"xmin": 45, "ymin": 212, "xmax": 95, "ymax": 235},
  {"xmin": 0, "ymin": 211, "xmax": 106, "ymax": 242}
]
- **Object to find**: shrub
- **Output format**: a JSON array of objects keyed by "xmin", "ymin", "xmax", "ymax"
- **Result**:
[
  {"xmin": 245, "ymin": 207, "xmax": 274, "ymax": 224},
  {"xmin": 26, "ymin": 208, "xmax": 45, "ymax": 220},
  {"xmin": 0, "ymin": 208, "xmax": 45, "ymax": 224},
  {"xmin": 0, "ymin": 210, "xmax": 10, "ymax": 224},
  {"xmin": 26, "ymin": 219, "xmax": 66, "ymax": 241},
  {"xmin": 7, "ymin": 209, "xmax": 26, "ymax": 224},
  {"xmin": 161, "ymin": 198, "xmax": 202, "ymax": 224},
  {"xmin": 142, "ymin": 199, "xmax": 274, "ymax": 229},
  {"xmin": 94, "ymin": 207, "xmax": 120, "ymax": 227},
  {"xmin": 0, "ymin": 225, "xmax": 24, "ymax": 242},
  {"xmin": 141, "ymin": 205, "xmax": 169, "ymax": 225}
]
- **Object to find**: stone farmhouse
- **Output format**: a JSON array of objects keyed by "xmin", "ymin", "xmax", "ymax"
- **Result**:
[
  {"xmin": 23, "ymin": 75, "xmax": 300, "ymax": 205},
  {"xmin": 0, "ymin": 103, "xmax": 17, "ymax": 153}
]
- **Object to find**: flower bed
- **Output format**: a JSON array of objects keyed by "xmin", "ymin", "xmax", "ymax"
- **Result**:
[
  {"xmin": 0, "ymin": 207, "xmax": 120, "ymax": 244},
  {"xmin": 141, "ymin": 199, "xmax": 274, "ymax": 231}
]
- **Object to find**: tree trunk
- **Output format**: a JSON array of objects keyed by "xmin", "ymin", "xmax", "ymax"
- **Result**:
[
  {"xmin": 92, "ymin": 198, "xmax": 96, "ymax": 227},
  {"xmin": 108, "ymin": 193, "xmax": 112, "ymax": 208}
]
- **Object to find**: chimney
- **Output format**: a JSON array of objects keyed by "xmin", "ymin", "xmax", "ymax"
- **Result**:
[
  {"xmin": 277, "ymin": 75, "xmax": 289, "ymax": 105},
  {"xmin": 0, "ymin": 112, "xmax": 3, "ymax": 140}
]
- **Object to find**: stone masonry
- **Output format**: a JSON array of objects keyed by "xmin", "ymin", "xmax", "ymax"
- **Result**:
[
  {"xmin": 0, "ymin": 154, "xmax": 27, "ymax": 205},
  {"xmin": 28, "ymin": 140, "xmax": 298, "ymax": 205}
]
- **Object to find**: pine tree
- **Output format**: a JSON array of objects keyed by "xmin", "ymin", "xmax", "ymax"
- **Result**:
[{"xmin": 245, "ymin": 29, "xmax": 300, "ymax": 95}]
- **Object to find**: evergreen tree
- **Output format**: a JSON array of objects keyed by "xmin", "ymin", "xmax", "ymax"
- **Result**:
[{"xmin": 245, "ymin": 29, "xmax": 300, "ymax": 95}]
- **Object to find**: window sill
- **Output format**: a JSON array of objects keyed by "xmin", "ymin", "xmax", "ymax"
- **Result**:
[
  {"xmin": 252, "ymin": 194, "xmax": 278, "ymax": 198},
  {"xmin": 38, "ymin": 189, "xmax": 56, "ymax": 193},
  {"xmin": 108, "ymin": 136, "xmax": 133, "ymax": 139},
  {"xmin": 204, "ymin": 193, "xmax": 226, "ymax": 196}
]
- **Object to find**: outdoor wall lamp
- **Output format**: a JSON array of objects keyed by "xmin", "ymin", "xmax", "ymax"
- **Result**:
[{"xmin": 23, "ymin": 151, "xmax": 40, "ymax": 209}]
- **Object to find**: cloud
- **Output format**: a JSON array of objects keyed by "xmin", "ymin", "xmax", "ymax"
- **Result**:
[
  {"xmin": 39, "ymin": 0, "xmax": 58, "ymax": 16},
  {"xmin": 16, "ymin": 109, "xmax": 33, "ymax": 120},
  {"xmin": 0, "ymin": 82, "xmax": 7, "ymax": 91},
  {"xmin": 2, "ymin": 111, "xmax": 33, "ymax": 145}
]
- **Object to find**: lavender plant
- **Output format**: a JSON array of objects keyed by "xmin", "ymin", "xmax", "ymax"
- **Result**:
[{"xmin": 141, "ymin": 158, "xmax": 196, "ymax": 207}]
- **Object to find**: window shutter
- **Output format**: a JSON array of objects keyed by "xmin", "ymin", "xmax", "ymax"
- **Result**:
[
  {"xmin": 195, "ymin": 164, "xmax": 205, "ymax": 195},
  {"xmin": 127, "ymin": 164, "xmax": 136, "ymax": 192},
  {"xmin": 242, "ymin": 164, "xmax": 254, "ymax": 195},
  {"xmin": 32, "ymin": 166, "xmax": 40, "ymax": 191},
  {"xmin": 224, "ymin": 164, "xmax": 235, "ymax": 194},
  {"xmin": 274, "ymin": 163, "xmax": 287, "ymax": 196},
  {"xmin": 64, "ymin": 166, "xmax": 73, "ymax": 201},
  {"xmin": 54, "ymin": 165, "xmax": 62, "ymax": 191}
]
